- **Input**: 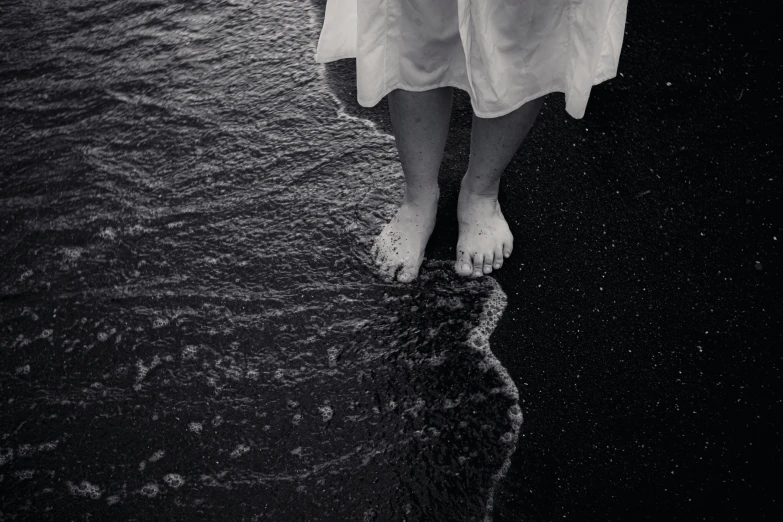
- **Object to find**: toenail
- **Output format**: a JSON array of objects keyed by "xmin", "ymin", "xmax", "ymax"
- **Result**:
[
  {"xmin": 462, "ymin": 264, "xmax": 471, "ymax": 272},
  {"xmin": 494, "ymin": 263, "xmax": 501, "ymax": 268}
]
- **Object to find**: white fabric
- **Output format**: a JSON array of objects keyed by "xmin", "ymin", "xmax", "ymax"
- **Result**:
[{"xmin": 315, "ymin": 0, "xmax": 628, "ymax": 119}]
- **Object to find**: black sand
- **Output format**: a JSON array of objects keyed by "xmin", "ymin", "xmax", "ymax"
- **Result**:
[{"xmin": 315, "ymin": 0, "xmax": 780, "ymax": 519}]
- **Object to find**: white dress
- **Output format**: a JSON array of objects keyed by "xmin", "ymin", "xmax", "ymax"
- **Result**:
[{"xmin": 315, "ymin": 0, "xmax": 628, "ymax": 119}]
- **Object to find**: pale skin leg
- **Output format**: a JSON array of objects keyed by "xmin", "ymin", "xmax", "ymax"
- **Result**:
[
  {"xmin": 455, "ymin": 97, "xmax": 545, "ymax": 277},
  {"xmin": 370, "ymin": 87, "xmax": 453, "ymax": 283},
  {"xmin": 371, "ymin": 87, "xmax": 545, "ymax": 282}
]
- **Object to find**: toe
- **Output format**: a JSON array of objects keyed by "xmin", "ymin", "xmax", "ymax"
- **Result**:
[
  {"xmin": 493, "ymin": 245, "xmax": 504, "ymax": 269},
  {"xmin": 397, "ymin": 272, "xmax": 414, "ymax": 283},
  {"xmin": 372, "ymin": 244, "xmax": 385, "ymax": 265},
  {"xmin": 483, "ymin": 252, "xmax": 494, "ymax": 274},
  {"xmin": 472, "ymin": 252, "xmax": 484, "ymax": 277},
  {"xmin": 503, "ymin": 240, "xmax": 513, "ymax": 258},
  {"xmin": 455, "ymin": 247, "xmax": 473, "ymax": 276},
  {"xmin": 379, "ymin": 261, "xmax": 398, "ymax": 281},
  {"xmin": 397, "ymin": 261, "xmax": 420, "ymax": 283}
]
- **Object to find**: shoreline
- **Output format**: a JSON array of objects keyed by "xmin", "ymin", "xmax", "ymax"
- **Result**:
[
  {"xmin": 311, "ymin": 1, "xmax": 779, "ymax": 517},
  {"xmin": 309, "ymin": 8, "xmax": 525, "ymax": 518}
]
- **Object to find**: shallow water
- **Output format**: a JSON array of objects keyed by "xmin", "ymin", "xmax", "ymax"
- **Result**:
[{"xmin": 0, "ymin": 1, "xmax": 519, "ymax": 520}]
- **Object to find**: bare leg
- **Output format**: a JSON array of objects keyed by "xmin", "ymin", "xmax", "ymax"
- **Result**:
[
  {"xmin": 371, "ymin": 87, "xmax": 453, "ymax": 282},
  {"xmin": 455, "ymin": 96, "xmax": 545, "ymax": 277}
]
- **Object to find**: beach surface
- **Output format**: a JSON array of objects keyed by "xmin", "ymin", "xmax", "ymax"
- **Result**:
[
  {"xmin": 0, "ymin": 0, "xmax": 777, "ymax": 520},
  {"xmin": 313, "ymin": 0, "xmax": 779, "ymax": 519}
]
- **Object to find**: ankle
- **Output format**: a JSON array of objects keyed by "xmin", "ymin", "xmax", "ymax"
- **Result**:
[
  {"xmin": 403, "ymin": 184, "xmax": 440, "ymax": 205},
  {"xmin": 460, "ymin": 174, "xmax": 499, "ymax": 200}
]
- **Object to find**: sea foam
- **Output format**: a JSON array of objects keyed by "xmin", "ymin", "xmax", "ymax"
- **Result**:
[{"xmin": 306, "ymin": 6, "xmax": 521, "ymax": 520}]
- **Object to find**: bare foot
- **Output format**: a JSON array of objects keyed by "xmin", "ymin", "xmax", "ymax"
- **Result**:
[
  {"xmin": 371, "ymin": 187, "xmax": 439, "ymax": 283},
  {"xmin": 455, "ymin": 181, "xmax": 513, "ymax": 278}
]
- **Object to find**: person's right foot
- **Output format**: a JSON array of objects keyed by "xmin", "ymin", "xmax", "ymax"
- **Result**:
[{"xmin": 370, "ymin": 187, "xmax": 439, "ymax": 283}]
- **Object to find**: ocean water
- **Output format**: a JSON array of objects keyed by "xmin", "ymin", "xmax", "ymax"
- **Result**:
[{"xmin": 0, "ymin": 1, "xmax": 519, "ymax": 520}]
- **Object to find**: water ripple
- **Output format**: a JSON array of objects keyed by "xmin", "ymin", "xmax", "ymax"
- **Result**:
[{"xmin": 0, "ymin": 1, "xmax": 519, "ymax": 520}]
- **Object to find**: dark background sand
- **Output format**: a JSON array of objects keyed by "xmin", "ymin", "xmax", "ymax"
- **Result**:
[{"xmin": 314, "ymin": 0, "xmax": 780, "ymax": 519}]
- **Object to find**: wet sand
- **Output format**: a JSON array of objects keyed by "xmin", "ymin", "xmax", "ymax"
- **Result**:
[{"xmin": 314, "ymin": 0, "xmax": 779, "ymax": 519}]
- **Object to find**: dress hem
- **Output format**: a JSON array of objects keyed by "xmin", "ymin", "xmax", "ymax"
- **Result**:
[
  {"xmin": 315, "ymin": 52, "xmax": 358, "ymax": 64},
  {"xmin": 355, "ymin": 74, "xmax": 618, "ymax": 120}
]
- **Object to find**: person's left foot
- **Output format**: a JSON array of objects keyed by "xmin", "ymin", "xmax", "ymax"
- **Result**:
[{"xmin": 455, "ymin": 180, "xmax": 514, "ymax": 277}]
